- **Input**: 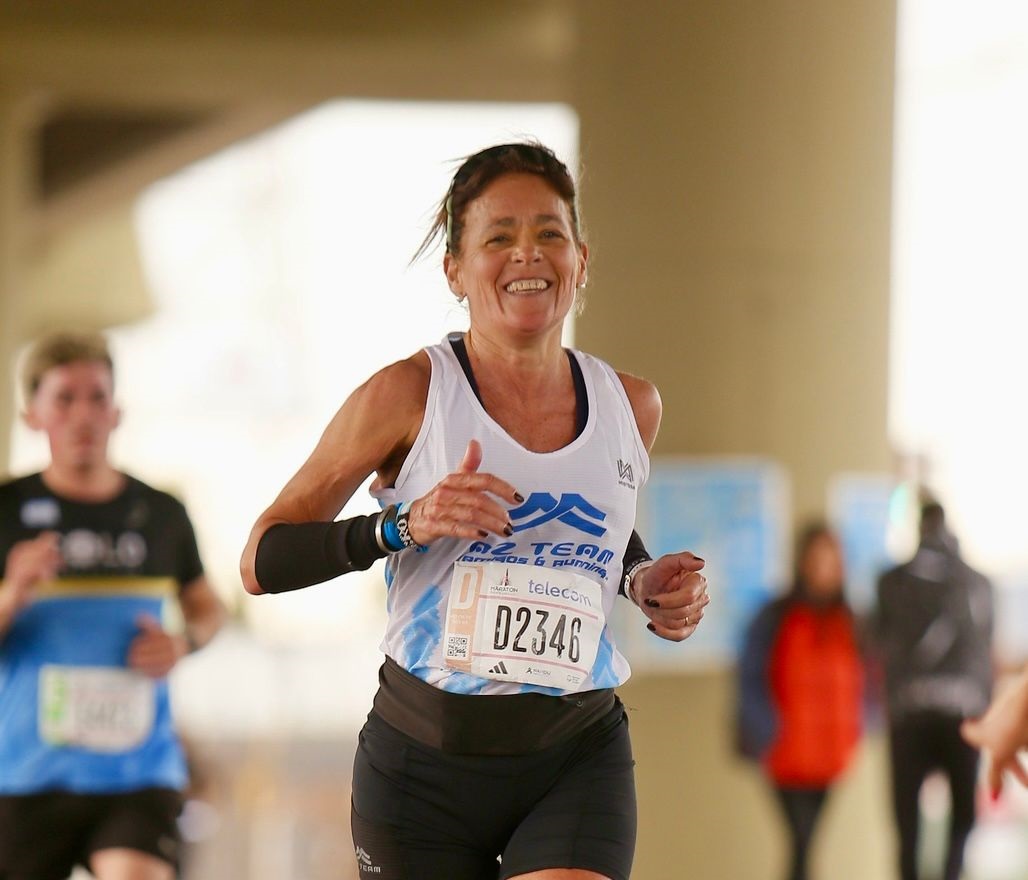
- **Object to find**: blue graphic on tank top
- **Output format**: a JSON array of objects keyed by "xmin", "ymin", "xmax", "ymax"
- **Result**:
[
  {"xmin": 440, "ymin": 673, "xmax": 490, "ymax": 695},
  {"xmin": 591, "ymin": 629, "xmax": 619, "ymax": 689},
  {"xmin": 401, "ymin": 587, "xmax": 443, "ymax": 676}
]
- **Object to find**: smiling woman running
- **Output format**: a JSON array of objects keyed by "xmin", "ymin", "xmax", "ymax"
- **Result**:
[{"xmin": 240, "ymin": 142, "xmax": 709, "ymax": 880}]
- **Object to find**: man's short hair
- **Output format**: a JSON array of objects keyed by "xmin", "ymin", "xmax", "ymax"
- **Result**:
[
  {"xmin": 919, "ymin": 500, "xmax": 946, "ymax": 536},
  {"xmin": 22, "ymin": 331, "xmax": 114, "ymax": 402}
]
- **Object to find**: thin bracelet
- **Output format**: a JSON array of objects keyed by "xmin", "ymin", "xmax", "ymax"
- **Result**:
[
  {"xmin": 625, "ymin": 559, "xmax": 655, "ymax": 606},
  {"xmin": 374, "ymin": 507, "xmax": 394, "ymax": 554}
]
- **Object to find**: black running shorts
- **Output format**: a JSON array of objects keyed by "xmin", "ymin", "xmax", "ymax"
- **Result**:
[
  {"xmin": 0, "ymin": 788, "xmax": 182, "ymax": 880},
  {"xmin": 351, "ymin": 699, "xmax": 636, "ymax": 880}
]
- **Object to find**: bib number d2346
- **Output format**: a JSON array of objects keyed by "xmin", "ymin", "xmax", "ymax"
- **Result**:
[
  {"xmin": 444, "ymin": 561, "xmax": 605, "ymax": 690},
  {"xmin": 38, "ymin": 665, "xmax": 156, "ymax": 753}
]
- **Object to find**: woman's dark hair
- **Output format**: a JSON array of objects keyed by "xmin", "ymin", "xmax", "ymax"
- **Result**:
[
  {"xmin": 791, "ymin": 520, "xmax": 845, "ymax": 600},
  {"xmin": 413, "ymin": 142, "xmax": 582, "ymax": 261}
]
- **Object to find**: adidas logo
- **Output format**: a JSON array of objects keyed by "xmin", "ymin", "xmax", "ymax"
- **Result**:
[{"xmin": 488, "ymin": 661, "xmax": 509, "ymax": 675}]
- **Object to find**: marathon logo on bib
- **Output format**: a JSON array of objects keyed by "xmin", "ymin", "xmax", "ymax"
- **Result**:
[
  {"xmin": 38, "ymin": 665, "xmax": 156, "ymax": 753},
  {"xmin": 444, "ymin": 562, "xmax": 605, "ymax": 690}
]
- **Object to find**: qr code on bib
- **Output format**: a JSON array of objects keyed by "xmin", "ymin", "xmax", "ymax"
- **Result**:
[{"xmin": 446, "ymin": 635, "xmax": 469, "ymax": 659}]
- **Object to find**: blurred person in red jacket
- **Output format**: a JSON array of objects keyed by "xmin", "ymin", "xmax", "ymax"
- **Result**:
[{"xmin": 736, "ymin": 522, "xmax": 865, "ymax": 880}]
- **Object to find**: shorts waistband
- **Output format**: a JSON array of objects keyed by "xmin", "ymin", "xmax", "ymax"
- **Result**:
[{"xmin": 371, "ymin": 657, "xmax": 617, "ymax": 755}]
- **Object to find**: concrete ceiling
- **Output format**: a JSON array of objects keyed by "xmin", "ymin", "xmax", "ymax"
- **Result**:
[
  {"xmin": 39, "ymin": 105, "xmax": 211, "ymax": 200},
  {"xmin": 1, "ymin": 1, "xmax": 577, "ymax": 238}
]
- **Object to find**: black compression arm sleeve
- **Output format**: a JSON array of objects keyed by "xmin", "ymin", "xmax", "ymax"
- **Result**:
[
  {"xmin": 254, "ymin": 515, "xmax": 388, "ymax": 594},
  {"xmin": 619, "ymin": 529, "xmax": 652, "ymax": 598}
]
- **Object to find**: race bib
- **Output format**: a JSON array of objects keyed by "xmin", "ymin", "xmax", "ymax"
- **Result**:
[
  {"xmin": 444, "ymin": 562, "xmax": 605, "ymax": 690},
  {"xmin": 38, "ymin": 665, "xmax": 155, "ymax": 753}
]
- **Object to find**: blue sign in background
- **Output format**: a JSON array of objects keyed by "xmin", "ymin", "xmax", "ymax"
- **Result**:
[
  {"xmin": 827, "ymin": 473, "xmax": 899, "ymax": 613},
  {"xmin": 614, "ymin": 458, "xmax": 789, "ymax": 669}
]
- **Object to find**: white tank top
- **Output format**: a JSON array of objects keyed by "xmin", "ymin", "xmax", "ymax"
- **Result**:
[{"xmin": 373, "ymin": 336, "xmax": 649, "ymax": 695}]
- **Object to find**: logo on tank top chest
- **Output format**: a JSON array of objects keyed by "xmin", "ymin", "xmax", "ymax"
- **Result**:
[
  {"xmin": 509, "ymin": 492, "xmax": 607, "ymax": 537},
  {"xmin": 458, "ymin": 493, "xmax": 617, "ymax": 580},
  {"xmin": 616, "ymin": 458, "xmax": 636, "ymax": 489}
]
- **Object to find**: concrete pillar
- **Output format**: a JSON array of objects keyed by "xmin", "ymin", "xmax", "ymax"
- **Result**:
[
  {"xmin": 0, "ymin": 89, "xmax": 34, "ymax": 471},
  {"xmin": 573, "ymin": 0, "xmax": 895, "ymax": 523},
  {"xmin": 571, "ymin": 3, "xmax": 898, "ymax": 879}
]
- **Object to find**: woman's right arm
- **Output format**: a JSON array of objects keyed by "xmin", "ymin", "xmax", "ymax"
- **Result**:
[{"xmin": 240, "ymin": 355, "xmax": 430, "ymax": 595}]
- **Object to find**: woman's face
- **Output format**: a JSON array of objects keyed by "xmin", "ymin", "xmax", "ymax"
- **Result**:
[
  {"xmin": 444, "ymin": 173, "xmax": 588, "ymax": 343},
  {"xmin": 800, "ymin": 533, "xmax": 844, "ymax": 600}
]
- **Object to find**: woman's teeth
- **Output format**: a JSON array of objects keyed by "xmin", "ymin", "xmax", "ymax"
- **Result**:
[{"xmin": 505, "ymin": 279, "xmax": 549, "ymax": 293}]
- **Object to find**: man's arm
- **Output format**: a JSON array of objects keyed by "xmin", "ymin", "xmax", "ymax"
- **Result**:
[
  {"xmin": 0, "ymin": 533, "xmax": 61, "ymax": 641},
  {"xmin": 179, "ymin": 574, "xmax": 227, "ymax": 652},
  {"xmin": 126, "ymin": 575, "xmax": 226, "ymax": 677}
]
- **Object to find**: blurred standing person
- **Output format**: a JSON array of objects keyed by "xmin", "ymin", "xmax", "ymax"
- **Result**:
[
  {"xmin": 241, "ymin": 142, "xmax": 710, "ymax": 880},
  {"xmin": 736, "ymin": 523, "xmax": 865, "ymax": 880},
  {"xmin": 0, "ymin": 332, "xmax": 226, "ymax": 880},
  {"xmin": 875, "ymin": 500, "xmax": 993, "ymax": 880}
]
